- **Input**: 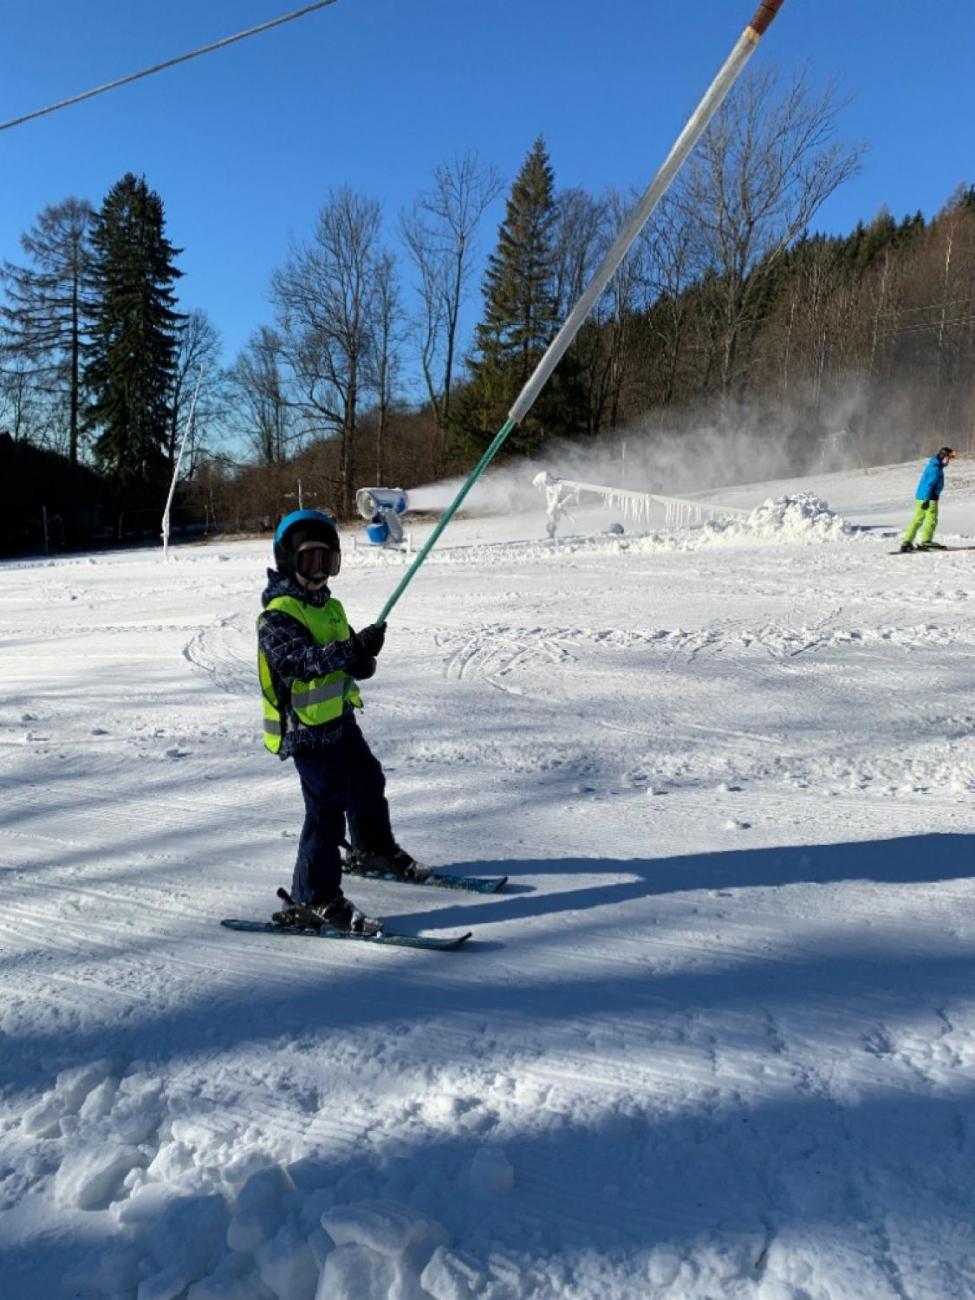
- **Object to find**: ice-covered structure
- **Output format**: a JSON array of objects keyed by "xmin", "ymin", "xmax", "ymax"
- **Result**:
[{"xmin": 532, "ymin": 472, "xmax": 748, "ymax": 538}]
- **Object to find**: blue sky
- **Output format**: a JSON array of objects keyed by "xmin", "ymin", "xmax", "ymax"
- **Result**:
[{"xmin": 2, "ymin": 0, "xmax": 973, "ymax": 383}]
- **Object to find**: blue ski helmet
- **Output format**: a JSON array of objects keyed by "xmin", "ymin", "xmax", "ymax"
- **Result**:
[{"xmin": 273, "ymin": 509, "xmax": 341, "ymax": 576}]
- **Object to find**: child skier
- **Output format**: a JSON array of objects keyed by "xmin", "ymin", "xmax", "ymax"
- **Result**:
[
  {"xmin": 258, "ymin": 509, "xmax": 419, "ymax": 933},
  {"xmin": 900, "ymin": 447, "xmax": 955, "ymax": 551}
]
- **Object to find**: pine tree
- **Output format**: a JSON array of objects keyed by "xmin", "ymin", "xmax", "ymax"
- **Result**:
[
  {"xmin": 457, "ymin": 137, "xmax": 586, "ymax": 455},
  {"xmin": 84, "ymin": 174, "xmax": 184, "ymax": 513}
]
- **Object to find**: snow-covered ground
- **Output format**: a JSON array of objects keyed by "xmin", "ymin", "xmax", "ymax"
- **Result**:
[{"xmin": 2, "ymin": 459, "xmax": 975, "ymax": 1300}]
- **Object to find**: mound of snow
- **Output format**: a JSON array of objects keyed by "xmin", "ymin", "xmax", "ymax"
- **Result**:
[
  {"xmin": 746, "ymin": 492, "xmax": 855, "ymax": 541},
  {"xmin": 698, "ymin": 492, "xmax": 855, "ymax": 547},
  {"xmin": 612, "ymin": 492, "xmax": 856, "ymax": 557}
]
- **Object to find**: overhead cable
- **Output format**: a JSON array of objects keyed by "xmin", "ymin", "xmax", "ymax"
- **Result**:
[{"xmin": 0, "ymin": 0, "xmax": 340, "ymax": 134}]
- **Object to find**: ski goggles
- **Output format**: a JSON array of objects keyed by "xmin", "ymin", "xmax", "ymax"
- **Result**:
[{"xmin": 295, "ymin": 543, "xmax": 341, "ymax": 578}]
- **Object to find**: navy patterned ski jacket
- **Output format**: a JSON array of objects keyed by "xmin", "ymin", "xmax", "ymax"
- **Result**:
[{"xmin": 258, "ymin": 569, "xmax": 369, "ymax": 759}]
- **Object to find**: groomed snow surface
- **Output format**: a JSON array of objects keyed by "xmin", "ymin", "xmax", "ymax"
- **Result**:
[{"xmin": 2, "ymin": 461, "xmax": 975, "ymax": 1299}]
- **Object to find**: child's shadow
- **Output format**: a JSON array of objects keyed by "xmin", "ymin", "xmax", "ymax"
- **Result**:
[{"xmin": 401, "ymin": 832, "xmax": 975, "ymax": 934}]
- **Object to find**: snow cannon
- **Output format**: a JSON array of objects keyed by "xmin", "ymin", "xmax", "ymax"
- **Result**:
[{"xmin": 356, "ymin": 487, "xmax": 409, "ymax": 546}]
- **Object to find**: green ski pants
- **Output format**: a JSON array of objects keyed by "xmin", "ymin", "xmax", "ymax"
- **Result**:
[{"xmin": 902, "ymin": 499, "xmax": 939, "ymax": 546}]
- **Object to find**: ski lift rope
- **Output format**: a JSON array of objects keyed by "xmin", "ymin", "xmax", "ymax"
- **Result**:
[{"xmin": 0, "ymin": 1, "xmax": 340, "ymax": 134}]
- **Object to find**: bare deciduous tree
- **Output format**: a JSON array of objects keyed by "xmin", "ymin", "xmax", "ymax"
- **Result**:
[
  {"xmin": 168, "ymin": 309, "xmax": 224, "ymax": 473},
  {"xmin": 552, "ymin": 187, "xmax": 609, "ymax": 319},
  {"xmin": 901, "ymin": 190, "xmax": 975, "ymax": 439},
  {"xmin": 1, "ymin": 197, "xmax": 94, "ymax": 463},
  {"xmin": 597, "ymin": 189, "xmax": 647, "ymax": 431},
  {"xmin": 227, "ymin": 326, "xmax": 294, "ymax": 467},
  {"xmin": 0, "ymin": 352, "xmax": 52, "ymax": 445},
  {"xmin": 401, "ymin": 152, "xmax": 502, "ymax": 467},
  {"xmin": 366, "ymin": 250, "xmax": 403, "ymax": 485},
  {"xmin": 677, "ymin": 66, "xmax": 864, "ymax": 403},
  {"xmin": 552, "ymin": 187, "xmax": 644, "ymax": 434},
  {"xmin": 637, "ymin": 189, "xmax": 704, "ymax": 407},
  {"xmin": 272, "ymin": 188, "xmax": 384, "ymax": 513}
]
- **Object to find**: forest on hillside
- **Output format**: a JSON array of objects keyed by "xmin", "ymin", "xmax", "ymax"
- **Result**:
[{"xmin": 2, "ymin": 67, "xmax": 973, "ymax": 554}]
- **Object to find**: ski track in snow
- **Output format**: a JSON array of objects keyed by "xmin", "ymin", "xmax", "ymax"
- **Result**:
[{"xmin": 2, "ymin": 476, "xmax": 975, "ymax": 1298}]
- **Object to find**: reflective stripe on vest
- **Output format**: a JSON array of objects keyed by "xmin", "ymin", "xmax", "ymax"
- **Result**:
[{"xmin": 258, "ymin": 594, "xmax": 363, "ymax": 753}]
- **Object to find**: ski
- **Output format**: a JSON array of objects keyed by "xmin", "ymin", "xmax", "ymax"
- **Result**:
[
  {"xmin": 890, "ymin": 545, "xmax": 975, "ymax": 554},
  {"xmin": 222, "ymin": 887, "xmax": 472, "ymax": 950},
  {"xmin": 344, "ymin": 859, "xmax": 507, "ymax": 894},
  {"xmin": 220, "ymin": 918, "xmax": 472, "ymax": 951}
]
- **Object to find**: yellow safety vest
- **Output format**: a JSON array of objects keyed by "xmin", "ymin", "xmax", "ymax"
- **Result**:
[{"xmin": 258, "ymin": 595, "xmax": 363, "ymax": 754}]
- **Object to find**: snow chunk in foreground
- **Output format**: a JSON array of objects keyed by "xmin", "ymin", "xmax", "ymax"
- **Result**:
[
  {"xmin": 420, "ymin": 1246, "xmax": 485, "ymax": 1299},
  {"xmin": 318, "ymin": 1200, "xmax": 448, "ymax": 1300},
  {"xmin": 321, "ymin": 1199, "xmax": 445, "ymax": 1256},
  {"xmin": 54, "ymin": 1143, "xmax": 145, "ymax": 1209},
  {"xmin": 254, "ymin": 1225, "xmax": 319, "ymax": 1298},
  {"xmin": 316, "ymin": 1245, "xmax": 400, "ymax": 1300},
  {"xmin": 21, "ymin": 1057, "xmax": 118, "ymax": 1138}
]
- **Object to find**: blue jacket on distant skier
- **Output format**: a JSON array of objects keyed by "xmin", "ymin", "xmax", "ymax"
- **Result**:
[{"xmin": 915, "ymin": 456, "xmax": 945, "ymax": 503}]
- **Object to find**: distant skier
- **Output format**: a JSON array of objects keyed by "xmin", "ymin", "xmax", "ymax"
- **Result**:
[
  {"xmin": 900, "ymin": 447, "xmax": 955, "ymax": 552},
  {"xmin": 257, "ymin": 509, "xmax": 419, "ymax": 933}
]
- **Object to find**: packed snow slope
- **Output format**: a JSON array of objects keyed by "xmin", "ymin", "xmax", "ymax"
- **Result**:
[{"xmin": 2, "ymin": 460, "xmax": 975, "ymax": 1300}]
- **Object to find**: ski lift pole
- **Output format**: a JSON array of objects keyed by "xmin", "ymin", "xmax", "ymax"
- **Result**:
[
  {"xmin": 376, "ymin": 416, "xmax": 516, "ymax": 623},
  {"xmin": 161, "ymin": 366, "xmax": 205, "ymax": 560},
  {"xmin": 376, "ymin": 0, "xmax": 787, "ymax": 625}
]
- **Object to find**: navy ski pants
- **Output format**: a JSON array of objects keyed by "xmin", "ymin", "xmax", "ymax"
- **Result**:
[{"xmin": 291, "ymin": 719, "xmax": 396, "ymax": 905}]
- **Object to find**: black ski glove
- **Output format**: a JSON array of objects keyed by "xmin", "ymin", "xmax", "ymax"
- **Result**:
[
  {"xmin": 353, "ymin": 623, "xmax": 386, "ymax": 657},
  {"xmin": 349, "ymin": 654, "xmax": 377, "ymax": 681},
  {"xmin": 920, "ymin": 500, "xmax": 929, "ymax": 510}
]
